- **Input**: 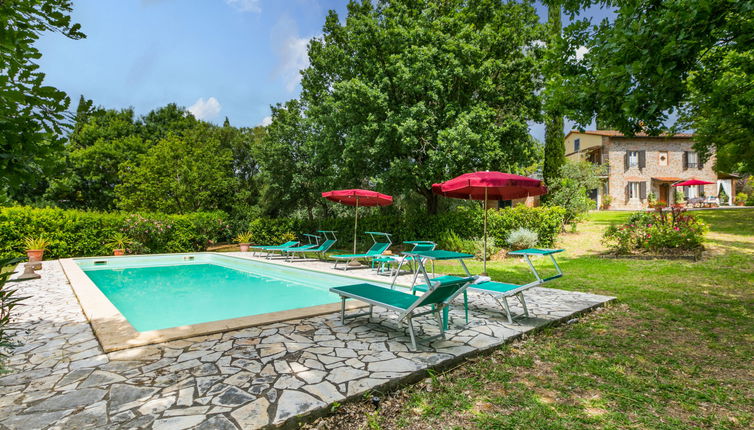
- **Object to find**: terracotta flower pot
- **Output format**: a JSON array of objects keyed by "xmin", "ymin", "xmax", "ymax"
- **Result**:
[
  {"xmin": 26, "ymin": 249, "xmax": 44, "ymax": 262},
  {"xmin": 239, "ymin": 243, "xmax": 250, "ymax": 252},
  {"xmin": 113, "ymin": 249, "xmax": 125, "ymax": 256}
]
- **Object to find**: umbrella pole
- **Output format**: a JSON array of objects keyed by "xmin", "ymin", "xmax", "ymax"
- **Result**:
[
  {"xmin": 483, "ymin": 188, "xmax": 488, "ymax": 276},
  {"xmin": 353, "ymin": 197, "xmax": 359, "ymax": 254}
]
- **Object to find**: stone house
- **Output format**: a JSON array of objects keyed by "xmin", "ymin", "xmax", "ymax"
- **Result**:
[{"xmin": 564, "ymin": 130, "xmax": 737, "ymax": 210}]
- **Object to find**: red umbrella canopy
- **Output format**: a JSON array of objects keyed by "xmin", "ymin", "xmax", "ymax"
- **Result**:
[
  {"xmin": 432, "ymin": 171, "xmax": 547, "ymax": 200},
  {"xmin": 321, "ymin": 189, "xmax": 393, "ymax": 207},
  {"xmin": 672, "ymin": 179, "xmax": 715, "ymax": 187}
]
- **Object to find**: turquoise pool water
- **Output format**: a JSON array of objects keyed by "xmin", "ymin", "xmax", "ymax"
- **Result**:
[{"xmin": 76, "ymin": 254, "xmax": 380, "ymax": 332}]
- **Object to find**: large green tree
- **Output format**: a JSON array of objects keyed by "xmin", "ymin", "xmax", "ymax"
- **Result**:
[
  {"xmin": 299, "ymin": 0, "xmax": 544, "ymax": 213},
  {"xmin": 0, "ymin": 0, "xmax": 84, "ymax": 192},
  {"xmin": 256, "ymin": 99, "xmax": 330, "ymax": 219},
  {"xmin": 554, "ymin": 0, "xmax": 754, "ymax": 173},
  {"xmin": 116, "ymin": 126, "xmax": 237, "ymax": 214}
]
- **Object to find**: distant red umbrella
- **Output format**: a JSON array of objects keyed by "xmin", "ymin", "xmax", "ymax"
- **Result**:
[
  {"xmin": 322, "ymin": 189, "xmax": 393, "ymax": 253},
  {"xmin": 672, "ymin": 179, "xmax": 714, "ymax": 187},
  {"xmin": 433, "ymin": 171, "xmax": 547, "ymax": 274}
]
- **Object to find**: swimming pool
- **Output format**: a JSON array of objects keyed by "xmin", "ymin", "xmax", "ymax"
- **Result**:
[{"xmin": 62, "ymin": 253, "xmax": 386, "ymax": 351}]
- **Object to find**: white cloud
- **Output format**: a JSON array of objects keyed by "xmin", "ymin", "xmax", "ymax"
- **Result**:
[
  {"xmin": 188, "ymin": 97, "xmax": 222, "ymax": 121},
  {"xmin": 272, "ymin": 16, "xmax": 314, "ymax": 92},
  {"xmin": 225, "ymin": 0, "xmax": 261, "ymax": 13},
  {"xmin": 575, "ymin": 46, "xmax": 589, "ymax": 61},
  {"xmin": 260, "ymin": 115, "xmax": 272, "ymax": 126}
]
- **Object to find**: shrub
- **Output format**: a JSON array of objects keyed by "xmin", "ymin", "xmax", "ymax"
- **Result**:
[
  {"xmin": 735, "ymin": 192, "xmax": 747, "ymax": 205},
  {"xmin": 718, "ymin": 185, "xmax": 729, "ymax": 205},
  {"xmin": 603, "ymin": 207, "xmax": 707, "ymax": 254},
  {"xmin": 506, "ymin": 227, "xmax": 539, "ymax": 250},
  {"xmin": 0, "ymin": 207, "xmax": 233, "ymax": 259},
  {"xmin": 674, "ymin": 189, "xmax": 685, "ymax": 205},
  {"xmin": 601, "ymin": 194, "xmax": 613, "ymax": 210},
  {"xmin": 473, "ymin": 237, "xmax": 500, "ymax": 261},
  {"xmin": 1, "ymin": 257, "xmax": 27, "ymax": 359}
]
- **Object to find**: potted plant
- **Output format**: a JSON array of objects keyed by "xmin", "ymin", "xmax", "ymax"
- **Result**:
[
  {"xmin": 735, "ymin": 192, "xmax": 747, "ymax": 206},
  {"xmin": 600, "ymin": 194, "xmax": 613, "ymax": 210},
  {"xmin": 106, "ymin": 232, "xmax": 134, "ymax": 256},
  {"xmin": 23, "ymin": 236, "xmax": 50, "ymax": 262},
  {"xmin": 235, "ymin": 232, "xmax": 254, "ymax": 252}
]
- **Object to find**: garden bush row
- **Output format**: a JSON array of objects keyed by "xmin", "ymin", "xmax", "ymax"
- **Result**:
[
  {"xmin": 0, "ymin": 205, "xmax": 566, "ymax": 259},
  {"xmin": 0, "ymin": 207, "xmax": 233, "ymax": 259},
  {"xmin": 249, "ymin": 205, "xmax": 567, "ymax": 251}
]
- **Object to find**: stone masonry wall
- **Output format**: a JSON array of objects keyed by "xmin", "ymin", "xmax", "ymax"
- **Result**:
[{"xmin": 605, "ymin": 138, "xmax": 718, "ymax": 210}]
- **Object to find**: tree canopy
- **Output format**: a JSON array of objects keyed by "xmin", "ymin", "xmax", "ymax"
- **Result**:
[
  {"xmin": 299, "ymin": 0, "xmax": 545, "ymax": 213},
  {"xmin": 553, "ymin": 0, "xmax": 754, "ymax": 173},
  {"xmin": 0, "ymin": 0, "xmax": 84, "ymax": 192}
]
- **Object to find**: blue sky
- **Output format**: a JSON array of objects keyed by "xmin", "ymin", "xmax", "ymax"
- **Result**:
[{"xmin": 38, "ymin": 0, "xmax": 612, "ymax": 140}]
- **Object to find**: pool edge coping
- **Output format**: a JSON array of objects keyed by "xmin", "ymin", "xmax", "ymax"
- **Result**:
[{"xmin": 60, "ymin": 253, "xmax": 384, "ymax": 352}]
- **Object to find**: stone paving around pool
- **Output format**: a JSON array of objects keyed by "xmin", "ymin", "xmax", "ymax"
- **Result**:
[{"xmin": 0, "ymin": 256, "xmax": 614, "ymax": 429}]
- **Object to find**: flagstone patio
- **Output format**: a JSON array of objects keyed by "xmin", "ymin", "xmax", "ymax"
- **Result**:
[{"xmin": 0, "ymin": 256, "xmax": 613, "ymax": 429}]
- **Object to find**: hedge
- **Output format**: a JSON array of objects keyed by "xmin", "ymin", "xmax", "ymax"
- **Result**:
[
  {"xmin": 246, "ymin": 205, "xmax": 566, "ymax": 251},
  {"xmin": 0, "ymin": 205, "xmax": 566, "ymax": 259},
  {"xmin": 0, "ymin": 207, "xmax": 233, "ymax": 260}
]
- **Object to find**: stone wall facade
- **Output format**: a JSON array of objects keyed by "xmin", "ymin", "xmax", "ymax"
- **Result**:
[{"xmin": 604, "ymin": 137, "xmax": 718, "ymax": 210}]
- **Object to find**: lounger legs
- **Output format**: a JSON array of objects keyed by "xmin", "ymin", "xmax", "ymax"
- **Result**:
[
  {"xmin": 407, "ymin": 317, "xmax": 417, "ymax": 351},
  {"xmin": 516, "ymin": 292, "xmax": 529, "ymax": 318}
]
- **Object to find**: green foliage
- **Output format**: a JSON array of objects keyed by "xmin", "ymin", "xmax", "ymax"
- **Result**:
[
  {"xmin": 116, "ymin": 126, "xmax": 238, "ymax": 214},
  {"xmin": 437, "ymin": 230, "xmax": 475, "ymax": 255},
  {"xmin": 177, "ymin": 205, "xmax": 567, "ymax": 253},
  {"xmin": 298, "ymin": 0, "xmax": 544, "ymax": 213},
  {"xmin": 735, "ymin": 192, "xmax": 748, "ymax": 205},
  {"xmin": 554, "ymin": 0, "xmax": 754, "ymax": 174},
  {"xmin": 255, "ymin": 100, "xmax": 324, "ymax": 218},
  {"xmin": 674, "ymin": 189, "xmax": 685, "ymax": 205},
  {"xmin": 234, "ymin": 232, "xmax": 254, "ymax": 244},
  {"xmin": 473, "ymin": 237, "xmax": 501, "ymax": 261},
  {"xmin": 0, "ymin": 0, "xmax": 85, "ymax": 192},
  {"xmin": 0, "ymin": 257, "xmax": 28, "ymax": 357},
  {"xmin": 542, "ymin": 2, "xmax": 565, "ymax": 191},
  {"xmin": 506, "ymin": 227, "xmax": 539, "ymax": 250},
  {"xmin": 0, "ymin": 207, "xmax": 232, "ymax": 259},
  {"xmin": 544, "ymin": 161, "xmax": 601, "ymax": 224},
  {"xmin": 22, "ymin": 236, "xmax": 50, "ymax": 251},
  {"xmin": 104, "ymin": 232, "xmax": 133, "ymax": 250},
  {"xmin": 603, "ymin": 208, "xmax": 707, "ymax": 254}
]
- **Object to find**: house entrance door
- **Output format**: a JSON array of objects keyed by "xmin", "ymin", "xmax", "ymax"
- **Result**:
[{"xmin": 659, "ymin": 183, "xmax": 670, "ymax": 204}]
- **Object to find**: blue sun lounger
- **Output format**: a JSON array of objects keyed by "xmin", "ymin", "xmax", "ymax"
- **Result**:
[
  {"xmin": 330, "ymin": 275, "xmax": 476, "ymax": 350},
  {"xmin": 410, "ymin": 248, "xmax": 565, "ymax": 324},
  {"xmin": 284, "ymin": 231, "xmax": 338, "ymax": 261},
  {"xmin": 263, "ymin": 234, "xmax": 321, "ymax": 259},
  {"xmin": 332, "ymin": 232, "xmax": 392, "ymax": 270},
  {"xmin": 250, "ymin": 240, "xmax": 299, "ymax": 256}
]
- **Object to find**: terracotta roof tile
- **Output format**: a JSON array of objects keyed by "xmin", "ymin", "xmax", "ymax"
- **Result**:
[{"xmin": 568, "ymin": 130, "xmax": 694, "ymax": 138}]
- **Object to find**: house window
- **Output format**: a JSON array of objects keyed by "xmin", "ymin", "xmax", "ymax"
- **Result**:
[
  {"xmin": 659, "ymin": 151, "xmax": 668, "ymax": 166},
  {"xmin": 627, "ymin": 181, "xmax": 647, "ymax": 200},
  {"xmin": 629, "ymin": 182, "xmax": 640, "ymax": 199},
  {"xmin": 628, "ymin": 151, "xmax": 640, "ymax": 167},
  {"xmin": 686, "ymin": 151, "xmax": 698, "ymax": 169},
  {"xmin": 574, "ymin": 138, "xmax": 580, "ymax": 152}
]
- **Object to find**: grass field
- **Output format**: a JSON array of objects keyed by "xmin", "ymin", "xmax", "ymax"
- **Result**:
[{"xmin": 310, "ymin": 209, "xmax": 754, "ymax": 430}]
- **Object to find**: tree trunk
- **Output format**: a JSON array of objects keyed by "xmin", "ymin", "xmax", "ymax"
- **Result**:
[{"xmin": 421, "ymin": 188, "xmax": 439, "ymax": 215}]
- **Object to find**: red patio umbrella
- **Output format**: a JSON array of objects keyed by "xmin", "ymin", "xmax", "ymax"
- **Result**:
[
  {"xmin": 432, "ymin": 171, "xmax": 547, "ymax": 274},
  {"xmin": 672, "ymin": 179, "xmax": 714, "ymax": 187},
  {"xmin": 322, "ymin": 189, "xmax": 393, "ymax": 253}
]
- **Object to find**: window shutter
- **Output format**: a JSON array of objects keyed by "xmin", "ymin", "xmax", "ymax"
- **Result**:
[
  {"xmin": 639, "ymin": 150, "xmax": 646, "ymax": 169},
  {"xmin": 639, "ymin": 182, "xmax": 647, "ymax": 199},
  {"xmin": 624, "ymin": 152, "xmax": 629, "ymax": 170},
  {"xmin": 625, "ymin": 183, "xmax": 630, "ymax": 201},
  {"xmin": 683, "ymin": 151, "xmax": 688, "ymax": 169},
  {"xmin": 683, "ymin": 186, "xmax": 690, "ymax": 199},
  {"xmin": 698, "ymin": 184, "xmax": 704, "ymax": 197},
  {"xmin": 698, "ymin": 157, "xmax": 704, "ymax": 170}
]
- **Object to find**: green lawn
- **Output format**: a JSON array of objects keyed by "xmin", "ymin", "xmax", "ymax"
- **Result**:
[{"xmin": 312, "ymin": 209, "xmax": 754, "ymax": 430}]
